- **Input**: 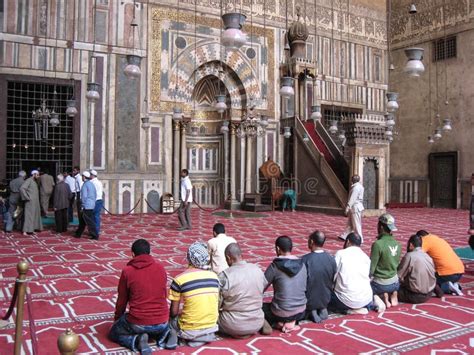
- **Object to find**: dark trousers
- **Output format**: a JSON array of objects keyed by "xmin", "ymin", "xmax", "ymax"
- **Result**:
[
  {"xmin": 54, "ymin": 208, "xmax": 68, "ymax": 233},
  {"xmin": 398, "ymin": 286, "xmax": 431, "ymax": 304},
  {"xmin": 75, "ymin": 197, "xmax": 82, "ymax": 220},
  {"xmin": 109, "ymin": 314, "xmax": 169, "ymax": 352},
  {"xmin": 68, "ymin": 193, "xmax": 76, "ymax": 222},
  {"xmin": 178, "ymin": 202, "xmax": 192, "ymax": 228},
  {"xmin": 75, "ymin": 208, "xmax": 98, "ymax": 238},
  {"xmin": 262, "ymin": 302, "xmax": 305, "ymax": 326}
]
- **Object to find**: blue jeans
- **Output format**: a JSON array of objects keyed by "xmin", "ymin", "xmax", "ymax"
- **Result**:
[
  {"xmin": 109, "ymin": 314, "xmax": 169, "ymax": 352},
  {"xmin": 371, "ymin": 281, "xmax": 400, "ymax": 295},
  {"xmin": 282, "ymin": 190, "xmax": 296, "ymax": 210},
  {"xmin": 436, "ymin": 273, "xmax": 463, "ymax": 293},
  {"xmin": 94, "ymin": 200, "xmax": 103, "ymax": 235}
]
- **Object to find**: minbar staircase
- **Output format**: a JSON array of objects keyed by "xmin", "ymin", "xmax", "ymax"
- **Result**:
[{"xmin": 294, "ymin": 119, "xmax": 348, "ymax": 213}]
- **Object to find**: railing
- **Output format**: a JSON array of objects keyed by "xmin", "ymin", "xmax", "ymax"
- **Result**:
[{"xmin": 294, "ymin": 118, "xmax": 348, "ymax": 208}]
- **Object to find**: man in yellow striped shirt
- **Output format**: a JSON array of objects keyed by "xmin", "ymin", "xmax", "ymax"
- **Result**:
[{"xmin": 165, "ymin": 242, "xmax": 219, "ymax": 349}]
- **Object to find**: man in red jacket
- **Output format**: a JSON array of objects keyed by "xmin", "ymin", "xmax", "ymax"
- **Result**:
[{"xmin": 109, "ymin": 239, "xmax": 169, "ymax": 354}]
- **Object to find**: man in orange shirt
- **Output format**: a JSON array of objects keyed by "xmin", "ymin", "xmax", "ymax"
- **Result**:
[{"xmin": 416, "ymin": 230, "xmax": 465, "ymax": 296}]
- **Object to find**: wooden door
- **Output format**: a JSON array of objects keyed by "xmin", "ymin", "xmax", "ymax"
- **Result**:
[{"xmin": 429, "ymin": 152, "xmax": 457, "ymax": 208}]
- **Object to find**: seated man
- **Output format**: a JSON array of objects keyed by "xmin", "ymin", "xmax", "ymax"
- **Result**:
[
  {"xmin": 218, "ymin": 243, "xmax": 271, "ymax": 338},
  {"xmin": 398, "ymin": 234, "xmax": 436, "ymax": 304},
  {"xmin": 166, "ymin": 242, "xmax": 219, "ymax": 349},
  {"xmin": 208, "ymin": 223, "xmax": 237, "ymax": 274},
  {"xmin": 302, "ymin": 231, "xmax": 337, "ymax": 323},
  {"xmin": 370, "ymin": 214, "xmax": 401, "ymax": 308},
  {"xmin": 417, "ymin": 230, "xmax": 465, "ymax": 296},
  {"xmin": 109, "ymin": 239, "xmax": 169, "ymax": 354},
  {"xmin": 263, "ymin": 236, "xmax": 307, "ymax": 333},
  {"xmin": 329, "ymin": 233, "xmax": 373, "ymax": 315}
]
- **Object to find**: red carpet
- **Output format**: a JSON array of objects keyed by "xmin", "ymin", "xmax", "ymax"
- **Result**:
[{"xmin": 1, "ymin": 208, "xmax": 473, "ymax": 354}]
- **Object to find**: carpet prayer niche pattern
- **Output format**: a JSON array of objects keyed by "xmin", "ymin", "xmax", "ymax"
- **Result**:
[{"xmin": 0, "ymin": 208, "xmax": 473, "ymax": 354}]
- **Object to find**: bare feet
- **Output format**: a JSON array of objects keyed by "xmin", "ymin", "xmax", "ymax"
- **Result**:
[
  {"xmin": 383, "ymin": 292, "xmax": 392, "ymax": 308},
  {"xmin": 390, "ymin": 291, "xmax": 399, "ymax": 307}
]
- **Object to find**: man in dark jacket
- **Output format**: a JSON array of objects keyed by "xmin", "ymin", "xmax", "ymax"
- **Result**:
[
  {"xmin": 263, "ymin": 236, "xmax": 307, "ymax": 333},
  {"xmin": 109, "ymin": 239, "xmax": 169, "ymax": 354},
  {"xmin": 53, "ymin": 174, "xmax": 72, "ymax": 233},
  {"xmin": 7, "ymin": 170, "xmax": 26, "ymax": 232},
  {"xmin": 302, "ymin": 231, "xmax": 337, "ymax": 323}
]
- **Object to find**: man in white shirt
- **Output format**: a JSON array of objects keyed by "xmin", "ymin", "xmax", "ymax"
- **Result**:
[
  {"xmin": 73, "ymin": 166, "xmax": 83, "ymax": 219},
  {"xmin": 90, "ymin": 170, "xmax": 104, "ymax": 236},
  {"xmin": 208, "ymin": 223, "xmax": 237, "ymax": 274},
  {"xmin": 64, "ymin": 171, "xmax": 76, "ymax": 223},
  {"xmin": 178, "ymin": 169, "xmax": 193, "ymax": 231},
  {"xmin": 339, "ymin": 175, "xmax": 365, "ymax": 243},
  {"xmin": 329, "ymin": 233, "xmax": 373, "ymax": 315}
]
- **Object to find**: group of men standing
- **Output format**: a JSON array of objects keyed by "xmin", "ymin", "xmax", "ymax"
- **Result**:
[
  {"xmin": 109, "ymin": 214, "xmax": 466, "ymax": 354},
  {"xmin": 1, "ymin": 167, "xmax": 103, "ymax": 239}
]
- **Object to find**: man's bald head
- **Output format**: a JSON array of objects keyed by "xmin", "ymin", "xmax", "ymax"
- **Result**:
[
  {"xmin": 224, "ymin": 243, "xmax": 242, "ymax": 266},
  {"xmin": 352, "ymin": 175, "xmax": 360, "ymax": 183}
]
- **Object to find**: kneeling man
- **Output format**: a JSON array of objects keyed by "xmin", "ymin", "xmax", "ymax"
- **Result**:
[
  {"xmin": 109, "ymin": 239, "xmax": 169, "ymax": 354},
  {"xmin": 218, "ymin": 243, "xmax": 270, "ymax": 338}
]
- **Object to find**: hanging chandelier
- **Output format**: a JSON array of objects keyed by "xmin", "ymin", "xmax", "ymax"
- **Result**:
[
  {"xmin": 442, "ymin": 118, "xmax": 452, "ymax": 131},
  {"xmin": 404, "ymin": 48, "xmax": 425, "ymax": 77},
  {"xmin": 221, "ymin": 13, "xmax": 247, "ymax": 49},
  {"xmin": 280, "ymin": 76, "xmax": 295, "ymax": 97},
  {"xmin": 386, "ymin": 92, "xmax": 399, "ymax": 112},
  {"xmin": 328, "ymin": 120, "xmax": 338, "ymax": 134},
  {"xmin": 236, "ymin": 104, "xmax": 266, "ymax": 138},
  {"xmin": 215, "ymin": 94, "xmax": 227, "ymax": 114},
  {"xmin": 385, "ymin": 112, "xmax": 396, "ymax": 127},
  {"xmin": 311, "ymin": 105, "xmax": 322, "ymax": 122},
  {"xmin": 124, "ymin": 54, "xmax": 142, "ymax": 79}
]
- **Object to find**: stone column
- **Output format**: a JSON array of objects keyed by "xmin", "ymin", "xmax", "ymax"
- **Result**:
[
  {"xmin": 223, "ymin": 126, "xmax": 229, "ymax": 200},
  {"xmin": 245, "ymin": 135, "xmax": 252, "ymax": 193},
  {"xmin": 229, "ymin": 124, "xmax": 237, "ymax": 203},
  {"xmin": 239, "ymin": 134, "xmax": 246, "ymax": 201},
  {"xmin": 173, "ymin": 121, "xmax": 180, "ymax": 199},
  {"xmin": 180, "ymin": 124, "xmax": 187, "ymax": 170}
]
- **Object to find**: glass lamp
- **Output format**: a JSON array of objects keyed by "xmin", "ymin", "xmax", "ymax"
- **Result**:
[
  {"xmin": 279, "ymin": 77, "xmax": 295, "ymax": 97},
  {"xmin": 311, "ymin": 105, "xmax": 322, "ymax": 122},
  {"xmin": 221, "ymin": 13, "xmax": 247, "ymax": 49},
  {"xmin": 124, "ymin": 55, "xmax": 142, "ymax": 79},
  {"xmin": 404, "ymin": 48, "xmax": 425, "ymax": 77},
  {"xmin": 66, "ymin": 100, "xmax": 78, "ymax": 117},
  {"xmin": 86, "ymin": 83, "xmax": 101, "ymax": 102}
]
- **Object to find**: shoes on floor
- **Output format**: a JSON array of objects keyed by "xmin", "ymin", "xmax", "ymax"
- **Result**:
[
  {"xmin": 448, "ymin": 281, "xmax": 464, "ymax": 296},
  {"xmin": 177, "ymin": 227, "xmax": 187, "ymax": 231},
  {"xmin": 373, "ymin": 295, "xmax": 386, "ymax": 313},
  {"xmin": 347, "ymin": 308, "xmax": 369, "ymax": 315}
]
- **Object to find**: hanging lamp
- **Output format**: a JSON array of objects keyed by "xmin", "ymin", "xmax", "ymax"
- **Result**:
[
  {"xmin": 404, "ymin": 48, "xmax": 425, "ymax": 77},
  {"xmin": 221, "ymin": 13, "xmax": 247, "ymax": 49}
]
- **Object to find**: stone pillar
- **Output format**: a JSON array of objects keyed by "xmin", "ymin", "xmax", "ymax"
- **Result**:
[
  {"xmin": 239, "ymin": 135, "xmax": 246, "ymax": 201},
  {"xmin": 230, "ymin": 124, "xmax": 237, "ymax": 203},
  {"xmin": 180, "ymin": 124, "xmax": 187, "ymax": 170},
  {"xmin": 245, "ymin": 136, "xmax": 252, "ymax": 193},
  {"xmin": 173, "ymin": 122, "xmax": 180, "ymax": 199},
  {"xmin": 223, "ymin": 127, "xmax": 229, "ymax": 199}
]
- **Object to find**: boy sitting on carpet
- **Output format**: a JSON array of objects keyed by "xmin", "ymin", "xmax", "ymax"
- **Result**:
[
  {"xmin": 370, "ymin": 214, "xmax": 402, "ymax": 308},
  {"xmin": 109, "ymin": 239, "xmax": 169, "ymax": 354},
  {"xmin": 165, "ymin": 242, "xmax": 219, "ymax": 349},
  {"xmin": 263, "ymin": 236, "xmax": 307, "ymax": 333}
]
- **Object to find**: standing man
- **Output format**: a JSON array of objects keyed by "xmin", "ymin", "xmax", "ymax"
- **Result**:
[
  {"xmin": 90, "ymin": 170, "xmax": 104, "ymax": 235},
  {"xmin": 53, "ymin": 174, "xmax": 72, "ymax": 234},
  {"xmin": 7, "ymin": 170, "xmax": 26, "ymax": 232},
  {"xmin": 73, "ymin": 166, "xmax": 83, "ymax": 220},
  {"xmin": 109, "ymin": 239, "xmax": 170, "ymax": 354},
  {"xmin": 178, "ymin": 169, "xmax": 192, "ymax": 231},
  {"xmin": 339, "ymin": 175, "xmax": 365, "ymax": 243},
  {"xmin": 39, "ymin": 169, "xmax": 55, "ymax": 216},
  {"xmin": 20, "ymin": 170, "xmax": 43, "ymax": 236},
  {"xmin": 64, "ymin": 171, "xmax": 76, "ymax": 223},
  {"xmin": 74, "ymin": 171, "xmax": 98, "ymax": 240},
  {"xmin": 302, "ymin": 231, "xmax": 337, "ymax": 323},
  {"xmin": 208, "ymin": 223, "xmax": 237, "ymax": 274}
]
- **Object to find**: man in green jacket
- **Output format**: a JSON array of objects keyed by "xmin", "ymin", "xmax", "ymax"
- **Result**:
[{"xmin": 370, "ymin": 214, "xmax": 401, "ymax": 308}]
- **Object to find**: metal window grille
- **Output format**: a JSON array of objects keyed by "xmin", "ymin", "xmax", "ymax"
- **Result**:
[
  {"xmin": 433, "ymin": 36, "xmax": 456, "ymax": 62},
  {"xmin": 322, "ymin": 106, "xmax": 361, "ymax": 128},
  {"xmin": 6, "ymin": 81, "xmax": 74, "ymax": 181}
]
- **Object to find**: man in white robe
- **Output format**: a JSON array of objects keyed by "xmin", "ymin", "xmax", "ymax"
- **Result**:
[{"xmin": 339, "ymin": 175, "xmax": 365, "ymax": 243}]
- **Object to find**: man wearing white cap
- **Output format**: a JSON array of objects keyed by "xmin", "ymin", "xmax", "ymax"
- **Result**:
[
  {"xmin": 90, "ymin": 170, "xmax": 104, "ymax": 236},
  {"xmin": 19, "ymin": 170, "xmax": 42, "ymax": 235},
  {"xmin": 74, "ymin": 171, "xmax": 98, "ymax": 239}
]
